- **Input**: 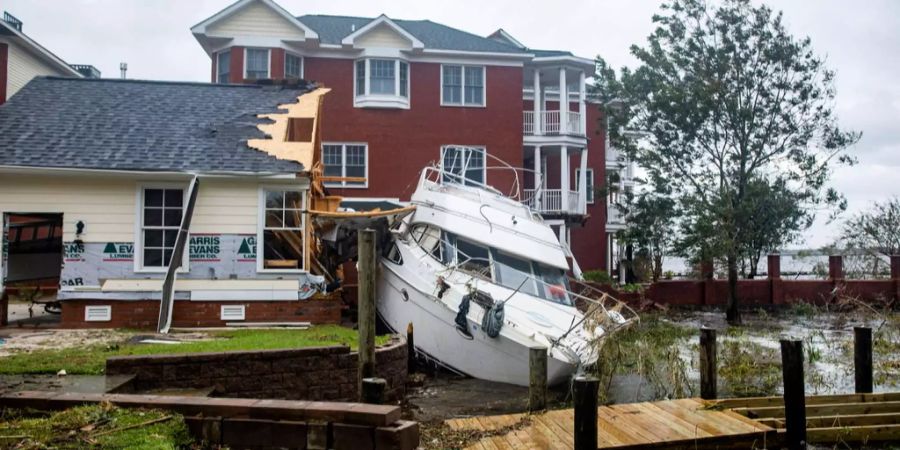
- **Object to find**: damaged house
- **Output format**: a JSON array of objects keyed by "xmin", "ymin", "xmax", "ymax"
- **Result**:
[{"xmin": 0, "ymin": 76, "xmax": 341, "ymax": 328}]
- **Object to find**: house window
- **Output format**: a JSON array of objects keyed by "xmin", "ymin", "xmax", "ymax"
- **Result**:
[
  {"xmin": 354, "ymin": 59, "xmax": 409, "ymax": 108},
  {"xmin": 442, "ymin": 65, "xmax": 485, "ymax": 106},
  {"xmin": 323, "ymin": 143, "xmax": 367, "ymax": 188},
  {"xmin": 441, "ymin": 146, "xmax": 486, "ymax": 186},
  {"xmin": 285, "ymin": 53, "xmax": 303, "ymax": 79},
  {"xmin": 576, "ymin": 168, "xmax": 595, "ymax": 204},
  {"xmin": 217, "ymin": 51, "xmax": 230, "ymax": 84},
  {"xmin": 141, "ymin": 188, "xmax": 184, "ymax": 269},
  {"xmin": 261, "ymin": 189, "xmax": 305, "ymax": 271},
  {"xmin": 245, "ymin": 48, "xmax": 270, "ymax": 79}
]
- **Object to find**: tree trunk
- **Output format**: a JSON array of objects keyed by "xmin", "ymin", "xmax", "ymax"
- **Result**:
[
  {"xmin": 748, "ymin": 253, "xmax": 759, "ymax": 279},
  {"xmin": 726, "ymin": 253, "xmax": 742, "ymax": 325}
]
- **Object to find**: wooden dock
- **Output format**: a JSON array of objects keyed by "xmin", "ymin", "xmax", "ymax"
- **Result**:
[
  {"xmin": 446, "ymin": 393, "xmax": 900, "ymax": 449},
  {"xmin": 446, "ymin": 398, "xmax": 774, "ymax": 449}
]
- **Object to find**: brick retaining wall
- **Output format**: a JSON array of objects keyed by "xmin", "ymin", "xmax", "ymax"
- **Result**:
[
  {"xmin": 106, "ymin": 336, "xmax": 407, "ymax": 402},
  {"xmin": 60, "ymin": 292, "xmax": 342, "ymax": 329}
]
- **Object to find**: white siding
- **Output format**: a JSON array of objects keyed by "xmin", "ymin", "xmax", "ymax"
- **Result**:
[
  {"xmin": 0, "ymin": 174, "xmax": 136, "ymax": 243},
  {"xmin": 192, "ymin": 179, "xmax": 259, "ymax": 235},
  {"xmin": 2, "ymin": 38, "xmax": 71, "ymax": 99},
  {"xmin": 207, "ymin": 1, "xmax": 305, "ymax": 38},
  {"xmin": 356, "ymin": 23, "xmax": 413, "ymax": 49}
]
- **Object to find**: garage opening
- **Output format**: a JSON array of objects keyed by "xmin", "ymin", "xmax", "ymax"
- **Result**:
[{"xmin": 2, "ymin": 213, "xmax": 63, "ymax": 326}]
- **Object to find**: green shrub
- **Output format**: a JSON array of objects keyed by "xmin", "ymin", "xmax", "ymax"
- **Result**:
[{"xmin": 583, "ymin": 269, "xmax": 614, "ymax": 284}]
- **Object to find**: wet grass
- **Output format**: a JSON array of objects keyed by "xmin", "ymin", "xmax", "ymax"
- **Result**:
[
  {"xmin": 0, "ymin": 325, "xmax": 391, "ymax": 375},
  {"xmin": 0, "ymin": 404, "xmax": 192, "ymax": 449}
]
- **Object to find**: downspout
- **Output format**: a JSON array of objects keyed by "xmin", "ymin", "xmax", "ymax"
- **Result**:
[{"xmin": 157, "ymin": 175, "xmax": 200, "ymax": 334}]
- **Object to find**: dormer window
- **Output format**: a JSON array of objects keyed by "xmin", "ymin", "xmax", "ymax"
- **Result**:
[
  {"xmin": 354, "ymin": 58, "xmax": 410, "ymax": 109},
  {"xmin": 245, "ymin": 48, "xmax": 270, "ymax": 80}
]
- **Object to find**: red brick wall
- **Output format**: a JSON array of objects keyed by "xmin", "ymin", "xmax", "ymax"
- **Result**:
[
  {"xmin": 0, "ymin": 42, "xmax": 8, "ymax": 104},
  {"xmin": 570, "ymin": 104, "xmax": 608, "ymax": 271},
  {"xmin": 270, "ymin": 48, "xmax": 285, "ymax": 80},
  {"xmin": 304, "ymin": 57, "xmax": 524, "ymax": 199},
  {"xmin": 60, "ymin": 295, "xmax": 341, "ymax": 329},
  {"xmin": 228, "ymin": 46, "xmax": 244, "ymax": 84}
]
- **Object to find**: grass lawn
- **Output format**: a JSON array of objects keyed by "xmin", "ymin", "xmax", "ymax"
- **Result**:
[
  {"xmin": 0, "ymin": 325, "xmax": 391, "ymax": 376},
  {"xmin": 0, "ymin": 404, "xmax": 192, "ymax": 449}
]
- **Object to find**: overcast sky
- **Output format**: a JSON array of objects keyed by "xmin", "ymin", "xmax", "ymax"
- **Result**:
[{"xmin": 5, "ymin": 0, "xmax": 898, "ymax": 249}]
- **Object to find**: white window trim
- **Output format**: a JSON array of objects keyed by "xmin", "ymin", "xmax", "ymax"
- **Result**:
[
  {"xmin": 257, "ymin": 186, "xmax": 308, "ymax": 274},
  {"xmin": 284, "ymin": 51, "xmax": 304, "ymax": 79},
  {"xmin": 134, "ymin": 183, "xmax": 190, "ymax": 274},
  {"xmin": 440, "ymin": 64, "xmax": 486, "ymax": 108},
  {"xmin": 576, "ymin": 168, "xmax": 595, "ymax": 204},
  {"xmin": 353, "ymin": 58, "xmax": 410, "ymax": 109},
  {"xmin": 440, "ymin": 146, "xmax": 487, "ymax": 186},
  {"xmin": 243, "ymin": 48, "xmax": 271, "ymax": 79},
  {"xmin": 322, "ymin": 142, "xmax": 369, "ymax": 189},
  {"xmin": 216, "ymin": 50, "xmax": 230, "ymax": 84}
]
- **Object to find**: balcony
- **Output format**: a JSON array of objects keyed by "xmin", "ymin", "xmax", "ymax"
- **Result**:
[
  {"xmin": 523, "ymin": 188, "xmax": 584, "ymax": 215},
  {"xmin": 524, "ymin": 111, "xmax": 583, "ymax": 136}
]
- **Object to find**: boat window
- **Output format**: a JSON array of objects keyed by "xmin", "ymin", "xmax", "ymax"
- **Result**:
[
  {"xmin": 534, "ymin": 263, "xmax": 572, "ymax": 306},
  {"xmin": 455, "ymin": 238, "xmax": 492, "ymax": 277},
  {"xmin": 386, "ymin": 243, "xmax": 403, "ymax": 265},
  {"xmin": 492, "ymin": 250, "xmax": 540, "ymax": 297},
  {"xmin": 409, "ymin": 224, "xmax": 450, "ymax": 264}
]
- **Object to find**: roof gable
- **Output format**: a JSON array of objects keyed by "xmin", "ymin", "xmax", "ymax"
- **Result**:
[
  {"xmin": 192, "ymin": 0, "xmax": 317, "ymax": 40},
  {"xmin": 345, "ymin": 16, "xmax": 421, "ymax": 50}
]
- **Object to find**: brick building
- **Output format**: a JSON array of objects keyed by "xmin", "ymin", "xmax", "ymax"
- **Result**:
[{"xmin": 191, "ymin": 0, "xmax": 628, "ymax": 274}]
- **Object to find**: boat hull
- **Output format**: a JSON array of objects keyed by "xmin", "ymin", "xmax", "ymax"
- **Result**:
[{"xmin": 377, "ymin": 261, "xmax": 577, "ymax": 386}]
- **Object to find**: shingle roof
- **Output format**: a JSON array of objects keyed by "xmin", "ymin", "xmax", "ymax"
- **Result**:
[
  {"xmin": 298, "ymin": 14, "xmax": 527, "ymax": 54},
  {"xmin": 0, "ymin": 77, "xmax": 312, "ymax": 174},
  {"xmin": 530, "ymin": 49, "xmax": 574, "ymax": 58}
]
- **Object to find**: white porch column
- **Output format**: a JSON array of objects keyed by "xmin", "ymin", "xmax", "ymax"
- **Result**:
[
  {"xmin": 533, "ymin": 68, "xmax": 541, "ymax": 135},
  {"xmin": 558, "ymin": 222, "xmax": 568, "ymax": 249},
  {"xmin": 559, "ymin": 67, "xmax": 568, "ymax": 135},
  {"xmin": 533, "ymin": 145, "xmax": 542, "ymax": 209},
  {"xmin": 560, "ymin": 146, "xmax": 570, "ymax": 212},
  {"xmin": 579, "ymin": 71, "xmax": 587, "ymax": 135},
  {"xmin": 578, "ymin": 147, "xmax": 588, "ymax": 214}
]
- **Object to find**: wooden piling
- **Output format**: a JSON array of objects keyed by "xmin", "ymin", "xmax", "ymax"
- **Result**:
[
  {"xmin": 854, "ymin": 326, "xmax": 873, "ymax": 394},
  {"xmin": 358, "ymin": 229, "xmax": 376, "ymax": 400},
  {"xmin": 528, "ymin": 346, "xmax": 547, "ymax": 412},
  {"xmin": 407, "ymin": 322, "xmax": 415, "ymax": 374},
  {"xmin": 780, "ymin": 339, "xmax": 807, "ymax": 450},
  {"xmin": 699, "ymin": 327, "xmax": 717, "ymax": 400},
  {"xmin": 573, "ymin": 376, "xmax": 599, "ymax": 450},
  {"xmin": 361, "ymin": 377, "xmax": 386, "ymax": 405}
]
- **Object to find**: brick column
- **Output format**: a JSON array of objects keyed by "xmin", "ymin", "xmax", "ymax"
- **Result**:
[
  {"xmin": 701, "ymin": 260, "xmax": 715, "ymax": 305},
  {"xmin": 892, "ymin": 255, "xmax": 900, "ymax": 302},
  {"xmin": 768, "ymin": 253, "xmax": 784, "ymax": 305},
  {"xmin": 829, "ymin": 255, "xmax": 844, "ymax": 281}
]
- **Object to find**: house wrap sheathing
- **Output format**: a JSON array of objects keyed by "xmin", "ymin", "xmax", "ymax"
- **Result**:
[{"xmin": 0, "ymin": 76, "xmax": 342, "ymax": 328}]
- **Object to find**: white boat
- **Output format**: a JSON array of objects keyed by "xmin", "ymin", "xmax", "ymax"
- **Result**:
[{"xmin": 375, "ymin": 159, "xmax": 636, "ymax": 386}]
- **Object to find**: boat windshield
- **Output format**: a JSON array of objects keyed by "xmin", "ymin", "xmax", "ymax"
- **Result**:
[{"xmin": 407, "ymin": 223, "xmax": 572, "ymax": 306}]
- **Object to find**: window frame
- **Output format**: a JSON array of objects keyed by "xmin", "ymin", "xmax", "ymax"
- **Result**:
[
  {"xmin": 243, "ymin": 48, "xmax": 271, "ymax": 80},
  {"xmin": 353, "ymin": 58, "xmax": 410, "ymax": 109},
  {"xmin": 322, "ymin": 142, "xmax": 369, "ymax": 189},
  {"xmin": 216, "ymin": 50, "xmax": 231, "ymax": 84},
  {"xmin": 440, "ymin": 146, "xmax": 487, "ymax": 186},
  {"xmin": 284, "ymin": 52, "xmax": 303, "ymax": 79},
  {"xmin": 440, "ymin": 64, "xmax": 486, "ymax": 107},
  {"xmin": 134, "ymin": 183, "xmax": 190, "ymax": 273},
  {"xmin": 257, "ymin": 186, "xmax": 308, "ymax": 274},
  {"xmin": 576, "ymin": 168, "xmax": 595, "ymax": 204}
]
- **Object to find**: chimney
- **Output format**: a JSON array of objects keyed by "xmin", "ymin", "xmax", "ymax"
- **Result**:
[{"xmin": 120, "ymin": 62, "xmax": 128, "ymax": 79}]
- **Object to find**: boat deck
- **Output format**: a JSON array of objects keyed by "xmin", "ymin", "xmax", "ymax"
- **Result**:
[{"xmin": 445, "ymin": 398, "xmax": 775, "ymax": 449}]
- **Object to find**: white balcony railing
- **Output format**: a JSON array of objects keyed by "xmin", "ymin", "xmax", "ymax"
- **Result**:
[
  {"xmin": 523, "ymin": 110, "xmax": 583, "ymax": 136},
  {"xmin": 523, "ymin": 188, "xmax": 584, "ymax": 215}
]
